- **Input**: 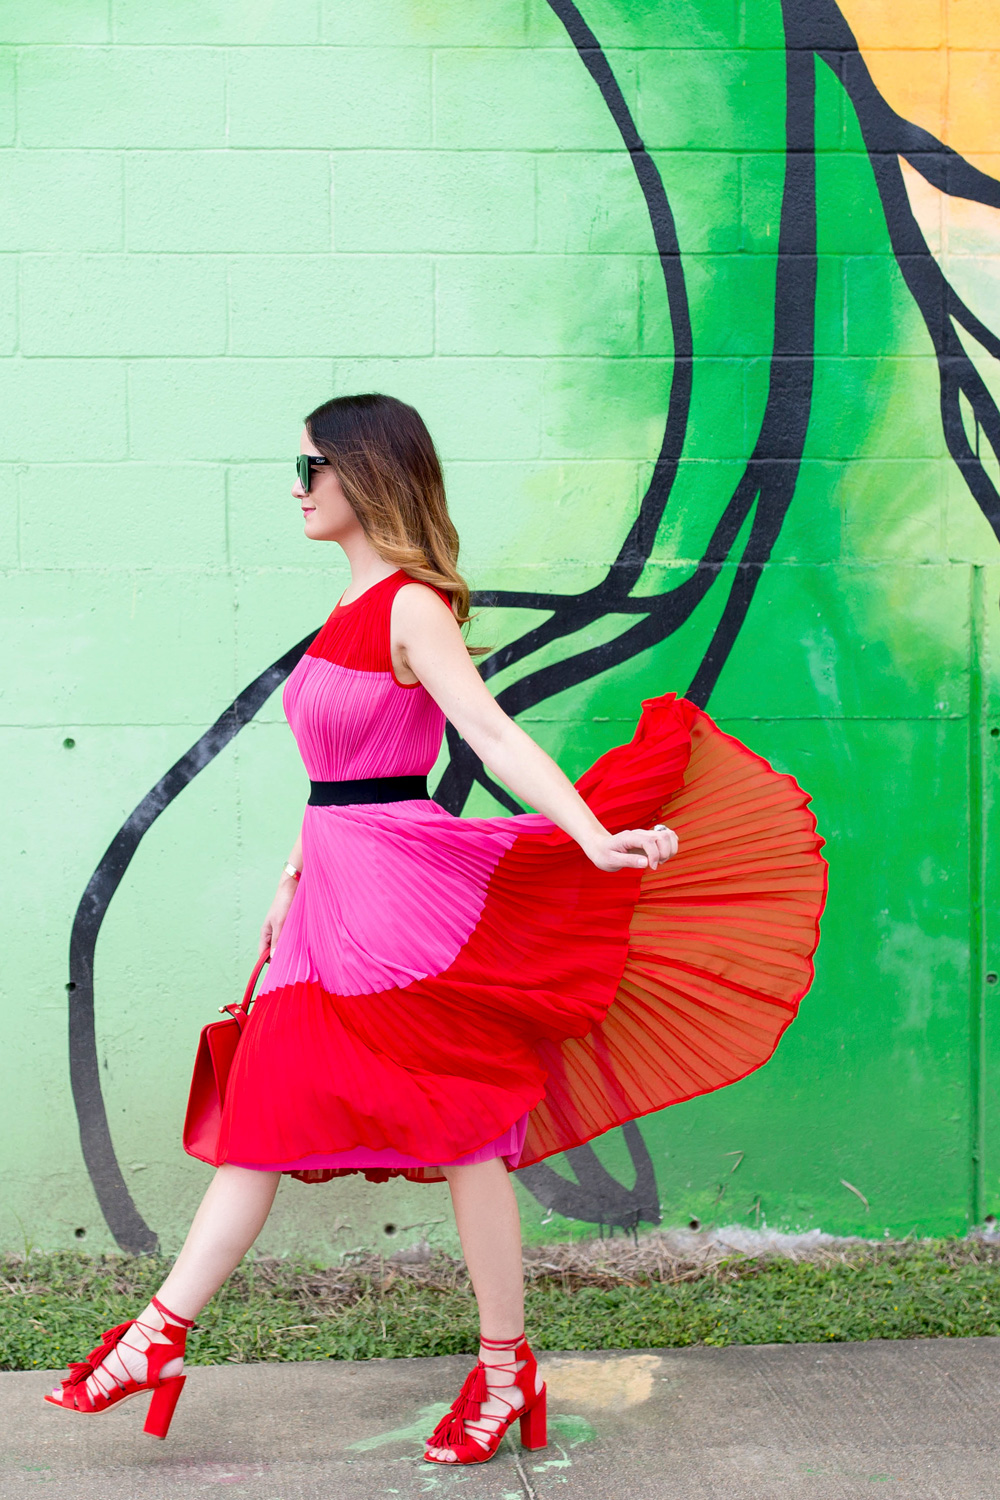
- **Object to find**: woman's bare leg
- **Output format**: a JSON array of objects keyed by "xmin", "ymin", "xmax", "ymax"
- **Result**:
[
  {"xmin": 52, "ymin": 1164, "xmax": 280, "ymax": 1401},
  {"xmin": 156, "ymin": 1164, "xmax": 281, "ymax": 1320},
  {"xmin": 426, "ymin": 1157, "xmax": 540, "ymax": 1461},
  {"xmin": 441, "ymin": 1157, "xmax": 524, "ymax": 1336}
]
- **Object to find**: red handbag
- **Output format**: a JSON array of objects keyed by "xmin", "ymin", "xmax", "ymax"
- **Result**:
[{"xmin": 183, "ymin": 948, "xmax": 270, "ymax": 1166}]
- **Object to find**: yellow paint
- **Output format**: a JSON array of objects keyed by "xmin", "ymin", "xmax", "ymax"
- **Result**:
[
  {"xmin": 900, "ymin": 156, "xmax": 1000, "ymax": 258},
  {"xmin": 900, "ymin": 156, "xmax": 1000, "ymax": 341},
  {"xmin": 899, "ymin": 153, "xmax": 1000, "ymax": 495},
  {"xmin": 945, "ymin": 48, "xmax": 1000, "ymax": 172},
  {"xmin": 905, "ymin": 154, "xmax": 1000, "ymax": 456},
  {"xmin": 838, "ymin": 0, "xmax": 946, "ymax": 49},
  {"xmin": 837, "ymin": 0, "xmax": 1000, "ymax": 175},
  {"xmin": 538, "ymin": 1353, "xmax": 663, "ymax": 1410}
]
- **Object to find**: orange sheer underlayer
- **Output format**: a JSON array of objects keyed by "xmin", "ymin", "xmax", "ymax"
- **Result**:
[{"xmin": 522, "ymin": 708, "xmax": 828, "ymax": 1166}]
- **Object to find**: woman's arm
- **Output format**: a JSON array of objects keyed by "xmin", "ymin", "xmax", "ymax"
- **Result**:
[
  {"xmin": 259, "ymin": 833, "xmax": 303, "ymax": 958},
  {"xmin": 393, "ymin": 585, "xmax": 678, "ymax": 874}
]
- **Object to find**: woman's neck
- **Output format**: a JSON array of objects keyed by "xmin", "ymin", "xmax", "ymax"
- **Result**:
[{"xmin": 337, "ymin": 532, "xmax": 399, "ymax": 601}]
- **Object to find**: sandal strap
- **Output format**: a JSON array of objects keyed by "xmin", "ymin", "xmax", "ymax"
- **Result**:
[
  {"xmin": 427, "ymin": 1338, "xmax": 536, "ymax": 1454},
  {"xmin": 60, "ymin": 1299, "xmax": 192, "ymax": 1410},
  {"xmin": 150, "ymin": 1294, "xmax": 195, "ymax": 1330}
]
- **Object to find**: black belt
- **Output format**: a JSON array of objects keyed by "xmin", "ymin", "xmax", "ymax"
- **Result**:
[{"xmin": 308, "ymin": 774, "xmax": 429, "ymax": 806}]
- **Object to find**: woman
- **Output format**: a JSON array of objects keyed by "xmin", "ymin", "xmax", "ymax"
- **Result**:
[{"xmin": 44, "ymin": 393, "xmax": 827, "ymax": 1464}]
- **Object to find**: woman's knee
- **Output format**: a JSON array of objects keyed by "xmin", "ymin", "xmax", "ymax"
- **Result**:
[
  {"xmin": 441, "ymin": 1158, "xmax": 511, "ymax": 1192},
  {"xmin": 215, "ymin": 1163, "xmax": 280, "ymax": 1190}
]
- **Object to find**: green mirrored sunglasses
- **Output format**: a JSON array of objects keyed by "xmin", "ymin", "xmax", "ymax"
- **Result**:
[{"xmin": 296, "ymin": 454, "xmax": 330, "ymax": 492}]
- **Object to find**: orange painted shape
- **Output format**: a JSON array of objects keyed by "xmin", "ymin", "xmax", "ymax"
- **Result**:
[
  {"xmin": 837, "ymin": 0, "xmax": 1000, "ymax": 174},
  {"xmin": 946, "ymin": 50, "xmax": 1000, "ymax": 172},
  {"xmin": 839, "ymin": 0, "xmax": 945, "ymax": 50},
  {"xmin": 948, "ymin": 0, "xmax": 1000, "ymax": 48}
]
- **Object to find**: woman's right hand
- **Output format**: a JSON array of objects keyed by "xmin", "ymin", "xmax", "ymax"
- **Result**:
[
  {"xmin": 583, "ymin": 824, "xmax": 679, "ymax": 873},
  {"xmin": 260, "ymin": 876, "xmax": 299, "ymax": 958}
]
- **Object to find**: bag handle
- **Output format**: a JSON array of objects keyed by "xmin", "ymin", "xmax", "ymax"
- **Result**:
[{"xmin": 218, "ymin": 948, "xmax": 271, "ymax": 1021}]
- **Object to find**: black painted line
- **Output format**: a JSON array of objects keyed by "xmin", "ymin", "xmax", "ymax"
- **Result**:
[
  {"xmin": 68, "ymin": 632, "xmax": 316, "ymax": 1253},
  {"xmin": 433, "ymin": 0, "xmax": 693, "ymax": 818},
  {"xmin": 861, "ymin": 115, "xmax": 1000, "ymax": 539},
  {"xmin": 66, "ymin": 0, "xmax": 845, "ymax": 1244},
  {"xmin": 811, "ymin": 3, "xmax": 1000, "ymax": 540}
]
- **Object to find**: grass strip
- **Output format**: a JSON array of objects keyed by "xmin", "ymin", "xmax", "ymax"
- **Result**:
[{"xmin": 4, "ymin": 1240, "xmax": 1000, "ymax": 1373}]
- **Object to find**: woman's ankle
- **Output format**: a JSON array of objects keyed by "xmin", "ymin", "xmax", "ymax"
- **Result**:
[
  {"xmin": 478, "ymin": 1331, "xmax": 526, "ymax": 1366},
  {"xmin": 150, "ymin": 1294, "xmax": 196, "ymax": 1329}
]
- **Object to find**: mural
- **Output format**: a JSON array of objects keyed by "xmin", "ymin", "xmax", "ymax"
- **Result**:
[{"xmin": 4, "ymin": 0, "xmax": 999, "ymax": 1255}]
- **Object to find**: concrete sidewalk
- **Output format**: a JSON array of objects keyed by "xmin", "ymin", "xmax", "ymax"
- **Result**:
[{"xmin": 2, "ymin": 1339, "xmax": 998, "ymax": 1499}]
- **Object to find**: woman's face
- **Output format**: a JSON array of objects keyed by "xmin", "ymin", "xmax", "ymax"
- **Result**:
[{"xmin": 293, "ymin": 426, "xmax": 361, "ymax": 543}]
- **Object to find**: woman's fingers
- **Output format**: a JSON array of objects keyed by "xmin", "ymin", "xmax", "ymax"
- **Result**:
[
  {"xmin": 606, "ymin": 832, "xmax": 652, "ymax": 869},
  {"xmin": 586, "ymin": 825, "xmax": 680, "ymax": 872},
  {"xmin": 653, "ymin": 824, "xmax": 679, "ymax": 861},
  {"xmin": 637, "ymin": 831, "xmax": 661, "ymax": 869},
  {"xmin": 643, "ymin": 825, "xmax": 678, "ymax": 866},
  {"xmin": 613, "ymin": 826, "xmax": 679, "ymax": 870}
]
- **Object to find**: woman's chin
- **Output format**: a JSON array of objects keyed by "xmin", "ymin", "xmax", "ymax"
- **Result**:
[{"xmin": 303, "ymin": 520, "xmax": 347, "ymax": 543}]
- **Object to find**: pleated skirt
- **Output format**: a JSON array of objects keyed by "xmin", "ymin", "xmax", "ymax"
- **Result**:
[{"xmin": 213, "ymin": 693, "xmax": 828, "ymax": 1184}]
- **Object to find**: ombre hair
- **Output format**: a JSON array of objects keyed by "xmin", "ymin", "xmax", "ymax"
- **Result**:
[{"xmin": 304, "ymin": 393, "xmax": 485, "ymax": 654}]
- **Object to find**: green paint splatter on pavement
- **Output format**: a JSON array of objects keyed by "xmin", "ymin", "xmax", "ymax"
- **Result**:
[
  {"xmin": 347, "ymin": 1401, "xmax": 449, "ymax": 1451},
  {"xmin": 550, "ymin": 1413, "xmax": 597, "ymax": 1445}
]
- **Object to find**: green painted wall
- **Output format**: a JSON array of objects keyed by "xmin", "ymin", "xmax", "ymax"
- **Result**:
[{"xmin": 4, "ymin": 0, "xmax": 1000, "ymax": 1260}]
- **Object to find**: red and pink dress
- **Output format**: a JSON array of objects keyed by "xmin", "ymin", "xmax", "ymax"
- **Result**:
[{"xmin": 211, "ymin": 569, "xmax": 828, "ymax": 1184}]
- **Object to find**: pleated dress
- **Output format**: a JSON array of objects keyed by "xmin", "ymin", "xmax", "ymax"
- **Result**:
[{"xmin": 212, "ymin": 569, "xmax": 828, "ymax": 1185}]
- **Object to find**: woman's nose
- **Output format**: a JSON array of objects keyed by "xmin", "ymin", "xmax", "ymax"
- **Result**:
[{"xmin": 292, "ymin": 478, "xmax": 307, "ymax": 499}]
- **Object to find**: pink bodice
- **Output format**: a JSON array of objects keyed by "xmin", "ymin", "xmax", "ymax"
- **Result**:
[
  {"xmin": 281, "ymin": 569, "xmax": 447, "ymax": 781},
  {"xmin": 268, "ymin": 568, "xmax": 523, "ymax": 1000}
]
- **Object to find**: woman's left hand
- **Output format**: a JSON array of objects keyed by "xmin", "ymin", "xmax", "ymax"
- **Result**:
[{"xmin": 584, "ymin": 824, "xmax": 679, "ymax": 873}]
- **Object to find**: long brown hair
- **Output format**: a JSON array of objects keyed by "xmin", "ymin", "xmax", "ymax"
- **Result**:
[{"xmin": 305, "ymin": 393, "xmax": 485, "ymax": 653}]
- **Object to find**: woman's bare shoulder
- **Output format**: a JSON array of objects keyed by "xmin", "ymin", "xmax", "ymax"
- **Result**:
[{"xmin": 393, "ymin": 578, "xmax": 457, "ymax": 627}]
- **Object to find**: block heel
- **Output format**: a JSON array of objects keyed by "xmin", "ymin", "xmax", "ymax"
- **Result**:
[
  {"xmin": 519, "ymin": 1384, "xmax": 547, "ymax": 1450},
  {"xmin": 143, "ymin": 1374, "xmax": 186, "ymax": 1440}
]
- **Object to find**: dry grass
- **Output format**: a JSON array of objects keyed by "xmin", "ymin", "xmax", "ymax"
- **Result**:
[
  {"xmin": 521, "ymin": 1228, "xmax": 1000, "ymax": 1284},
  {"xmin": 7, "ymin": 1227, "xmax": 999, "ymax": 1305},
  {"xmin": 5, "ymin": 1231, "xmax": 1000, "ymax": 1370}
]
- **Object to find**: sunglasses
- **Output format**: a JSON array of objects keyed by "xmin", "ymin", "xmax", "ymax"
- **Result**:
[{"xmin": 296, "ymin": 454, "xmax": 331, "ymax": 492}]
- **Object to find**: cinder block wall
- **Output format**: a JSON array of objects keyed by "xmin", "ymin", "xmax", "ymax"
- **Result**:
[{"xmin": 4, "ymin": 0, "xmax": 1000, "ymax": 1259}]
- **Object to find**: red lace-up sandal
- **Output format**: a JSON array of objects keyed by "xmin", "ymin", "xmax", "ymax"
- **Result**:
[
  {"xmin": 43, "ymin": 1294, "xmax": 194, "ymax": 1440},
  {"xmin": 423, "ymin": 1331, "xmax": 547, "ymax": 1465}
]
